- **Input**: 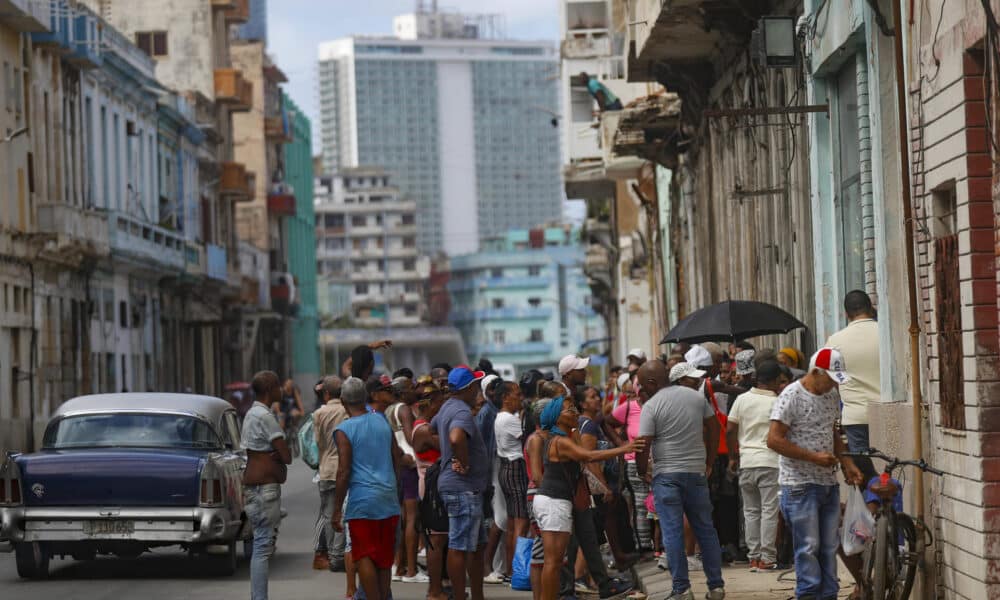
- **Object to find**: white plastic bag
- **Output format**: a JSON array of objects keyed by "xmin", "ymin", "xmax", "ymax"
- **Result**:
[{"xmin": 842, "ymin": 486, "xmax": 876, "ymax": 555}]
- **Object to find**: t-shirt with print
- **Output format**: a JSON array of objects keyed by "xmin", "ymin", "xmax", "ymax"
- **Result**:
[
  {"xmin": 611, "ymin": 399, "xmax": 642, "ymax": 461},
  {"xmin": 241, "ymin": 401, "xmax": 284, "ymax": 452},
  {"xmin": 769, "ymin": 380, "xmax": 840, "ymax": 486},
  {"xmin": 432, "ymin": 397, "xmax": 489, "ymax": 494},
  {"xmin": 727, "ymin": 388, "xmax": 779, "ymax": 470}
]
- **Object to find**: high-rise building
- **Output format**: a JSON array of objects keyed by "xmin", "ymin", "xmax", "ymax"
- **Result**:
[
  {"xmin": 318, "ymin": 12, "xmax": 562, "ymax": 256},
  {"xmin": 237, "ymin": 0, "xmax": 267, "ymax": 43},
  {"xmin": 315, "ymin": 169, "xmax": 428, "ymax": 328}
]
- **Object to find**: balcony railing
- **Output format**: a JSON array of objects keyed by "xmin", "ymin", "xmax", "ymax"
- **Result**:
[
  {"xmin": 468, "ymin": 342, "xmax": 553, "ymax": 356},
  {"xmin": 220, "ymin": 162, "xmax": 253, "ymax": 200},
  {"xmin": 206, "ymin": 243, "xmax": 228, "ymax": 281},
  {"xmin": 224, "ymin": 0, "xmax": 249, "ymax": 23},
  {"xmin": 185, "ymin": 242, "xmax": 206, "ymax": 277},
  {"xmin": 30, "ymin": 0, "xmax": 71, "ymax": 48},
  {"xmin": 67, "ymin": 7, "xmax": 101, "ymax": 69},
  {"xmin": 560, "ymin": 35, "xmax": 611, "ymax": 59},
  {"xmin": 106, "ymin": 211, "xmax": 185, "ymax": 271},
  {"xmin": 35, "ymin": 203, "xmax": 109, "ymax": 258},
  {"xmin": 265, "ymin": 115, "xmax": 292, "ymax": 143},
  {"xmin": 267, "ymin": 193, "xmax": 296, "ymax": 217},
  {"xmin": 0, "ymin": 0, "xmax": 52, "ymax": 33},
  {"xmin": 450, "ymin": 306, "xmax": 554, "ymax": 323},
  {"xmin": 214, "ymin": 69, "xmax": 252, "ymax": 111},
  {"xmin": 449, "ymin": 275, "xmax": 552, "ymax": 292}
]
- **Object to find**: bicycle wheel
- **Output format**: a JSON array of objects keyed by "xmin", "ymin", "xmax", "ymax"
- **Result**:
[
  {"xmin": 893, "ymin": 514, "xmax": 921, "ymax": 600},
  {"xmin": 870, "ymin": 516, "xmax": 891, "ymax": 600}
]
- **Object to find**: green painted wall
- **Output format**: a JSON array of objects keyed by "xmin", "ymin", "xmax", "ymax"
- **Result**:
[{"xmin": 283, "ymin": 92, "xmax": 320, "ymax": 382}]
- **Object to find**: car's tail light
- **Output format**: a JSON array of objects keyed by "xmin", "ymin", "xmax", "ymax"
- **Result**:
[
  {"xmin": 0, "ymin": 454, "xmax": 23, "ymax": 507},
  {"xmin": 199, "ymin": 464, "xmax": 224, "ymax": 507}
]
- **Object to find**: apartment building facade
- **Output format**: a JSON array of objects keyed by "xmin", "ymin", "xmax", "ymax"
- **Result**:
[{"xmin": 315, "ymin": 168, "xmax": 427, "ymax": 329}]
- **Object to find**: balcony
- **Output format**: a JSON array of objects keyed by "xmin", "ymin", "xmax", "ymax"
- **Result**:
[
  {"xmin": 605, "ymin": 92, "xmax": 682, "ymax": 169},
  {"xmin": 628, "ymin": 0, "xmax": 762, "ymax": 82},
  {"xmin": 30, "ymin": 0, "xmax": 71, "ymax": 48},
  {"xmin": 271, "ymin": 271, "xmax": 298, "ymax": 315},
  {"xmin": 106, "ymin": 211, "xmax": 186, "ymax": 271},
  {"xmin": 267, "ymin": 193, "xmax": 296, "ymax": 217},
  {"xmin": 207, "ymin": 243, "xmax": 228, "ymax": 281},
  {"xmin": 265, "ymin": 115, "xmax": 292, "ymax": 143},
  {"xmin": 468, "ymin": 342, "xmax": 553, "ymax": 356},
  {"xmin": 35, "ymin": 203, "xmax": 109, "ymax": 259},
  {"xmin": 214, "ymin": 69, "xmax": 252, "ymax": 111},
  {"xmin": 210, "ymin": 0, "xmax": 236, "ymax": 8},
  {"xmin": 220, "ymin": 162, "xmax": 253, "ymax": 200},
  {"xmin": 67, "ymin": 9, "xmax": 102, "ymax": 69},
  {"xmin": 224, "ymin": 0, "xmax": 249, "ymax": 23},
  {"xmin": 185, "ymin": 242, "xmax": 206, "ymax": 277},
  {"xmin": 561, "ymin": 34, "xmax": 611, "ymax": 60},
  {"xmin": 0, "ymin": 0, "xmax": 52, "ymax": 32},
  {"xmin": 449, "ymin": 276, "xmax": 552, "ymax": 292},
  {"xmin": 450, "ymin": 306, "xmax": 554, "ymax": 323}
]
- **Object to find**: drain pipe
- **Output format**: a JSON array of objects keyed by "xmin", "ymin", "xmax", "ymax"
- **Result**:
[{"xmin": 890, "ymin": 0, "xmax": 925, "ymax": 521}]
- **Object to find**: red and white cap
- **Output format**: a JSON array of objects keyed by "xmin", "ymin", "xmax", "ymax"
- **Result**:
[{"xmin": 809, "ymin": 347, "xmax": 851, "ymax": 384}]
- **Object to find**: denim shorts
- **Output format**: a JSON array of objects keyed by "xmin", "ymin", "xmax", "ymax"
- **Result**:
[{"xmin": 441, "ymin": 491, "xmax": 486, "ymax": 552}]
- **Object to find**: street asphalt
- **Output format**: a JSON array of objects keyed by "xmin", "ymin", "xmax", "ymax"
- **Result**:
[{"xmin": 0, "ymin": 461, "xmax": 530, "ymax": 600}]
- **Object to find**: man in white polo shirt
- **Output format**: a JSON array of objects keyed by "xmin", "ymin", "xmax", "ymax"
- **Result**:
[{"xmin": 825, "ymin": 290, "xmax": 880, "ymax": 484}]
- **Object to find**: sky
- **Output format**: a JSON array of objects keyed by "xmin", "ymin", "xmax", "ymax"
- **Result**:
[{"xmin": 267, "ymin": 0, "xmax": 561, "ymax": 152}]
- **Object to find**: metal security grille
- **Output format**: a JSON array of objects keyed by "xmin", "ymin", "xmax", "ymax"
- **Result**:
[{"xmin": 935, "ymin": 233, "xmax": 965, "ymax": 429}]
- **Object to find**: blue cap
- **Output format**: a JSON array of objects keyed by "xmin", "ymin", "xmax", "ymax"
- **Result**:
[{"xmin": 447, "ymin": 366, "xmax": 484, "ymax": 391}]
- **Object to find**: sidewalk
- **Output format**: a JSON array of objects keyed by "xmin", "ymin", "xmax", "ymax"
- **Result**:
[{"xmin": 632, "ymin": 559, "xmax": 855, "ymax": 600}]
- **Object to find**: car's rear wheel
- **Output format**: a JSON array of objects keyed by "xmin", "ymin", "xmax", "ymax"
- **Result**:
[{"xmin": 15, "ymin": 542, "xmax": 50, "ymax": 579}]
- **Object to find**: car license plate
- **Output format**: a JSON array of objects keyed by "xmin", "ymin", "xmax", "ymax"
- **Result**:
[{"xmin": 83, "ymin": 520, "xmax": 135, "ymax": 536}]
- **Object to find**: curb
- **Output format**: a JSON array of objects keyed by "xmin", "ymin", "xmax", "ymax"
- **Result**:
[{"xmin": 633, "ymin": 559, "xmax": 670, "ymax": 600}]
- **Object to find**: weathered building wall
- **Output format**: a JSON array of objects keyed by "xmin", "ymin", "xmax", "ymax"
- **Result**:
[{"xmin": 231, "ymin": 41, "xmax": 269, "ymax": 253}]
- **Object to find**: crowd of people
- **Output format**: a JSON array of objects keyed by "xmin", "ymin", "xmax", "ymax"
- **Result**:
[{"xmin": 241, "ymin": 290, "xmax": 883, "ymax": 600}]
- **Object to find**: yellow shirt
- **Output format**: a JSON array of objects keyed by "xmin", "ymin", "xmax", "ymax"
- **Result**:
[
  {"xmin": 727, "ymin": 388, "xmax": 780, "ymax": 470},
  {"xmin": 825, "ymin": 318, "xmax": 880, "ymax": 426}
]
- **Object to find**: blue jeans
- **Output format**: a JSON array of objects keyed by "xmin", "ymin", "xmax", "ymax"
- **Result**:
[
  {"xmin": 780, "ymin": 484, "xmax": 840, "ymax": 599},
  {"xmin": 652, "ymin": 473, "xmax": 724, "ymax": 594},
  {"xmin": 441, "ymin": 491, "xmax": 486, "ymax": 552},
  {"xmin": 245, "ymin": 483, "xmax": 281, "ymax": 600}
]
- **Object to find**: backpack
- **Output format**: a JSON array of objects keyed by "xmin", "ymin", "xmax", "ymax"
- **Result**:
[
  {"xmin": 419, "ymin": 459, "xmax": 449, "ymax": 534},
  {"xmin": 298, "ymin": 413, "xmax": 320, "ymax": 470}
]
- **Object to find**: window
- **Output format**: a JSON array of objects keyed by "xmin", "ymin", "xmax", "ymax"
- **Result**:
[
  {"xmin": 933, "ymin": 182, "xmax": 964, "ymax": 429},
  {"xmin": 528, "ymin": 297, "xmax": 541, "ymax": 308},
  {"xmin": 403, "ymin": 259, "xmax": 415, "ymax": 270},
  {"xmin": 324, "ymin": 214, "xmax": 344, "ymax": 228},
  {"xmin": 833, "ymin": 56, "xmax": 864, "ymax": 292},
  {"xmin": 402, "ymin": 214, "xmax": 415, "ymax": 225},
  {"xmin": 404, "ymin": 282, "xmax": 419, "ymax": 293},
  {"xmin": 528, "ymin": 265, "xmax": 542, "ymax": 276},
  {"xmin": 352, "ymin": 238, "xmax": 363, "ymax": 250},
  {"xmin": 404, "ymin": 304, "xmax": 418, "ymax": 317},
  {"xmin": 492, "ymin": 330, "xmax": 506, "ymax": 344},
  {"xmin": 325, "ymin": 238, "xmax": 345, "ymax": 250},
  {"xmin": 529, "ymin": 329, "xmax": 544, "ymax": 342},
  {"xmin": 136, "ymin": 31, "xmax": 168, "ymax": 57},
  {"xmin": 402, "ymin": 236, "xmax": 415, "ymax": 248},
  {"xmin": 351, "ymin": 215, "xmax": 366, "ymax": 227},
  {"xmin": 491, "ymin": 298, "xmax": 504, "ymax": 309},
  {"xmin": 355, "ymin": 283, "xmax": 369, "ymax": 295},
  {"xmin": 490, "ymin": 268, "xmax": 503, "ymax": 278}
]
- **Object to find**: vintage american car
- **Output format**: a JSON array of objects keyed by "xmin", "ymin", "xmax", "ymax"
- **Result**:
[{"xmin": 0, "ymin": 394, "xmax": 249, "ymax": 579}]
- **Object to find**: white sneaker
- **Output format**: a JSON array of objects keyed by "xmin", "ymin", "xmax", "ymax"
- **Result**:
[
  {"xmin": 484, "ymin": 571, "xmax": 505, "ymax": 584},
  {"xmin": 657, "ymin": 556, "xmax": 669, "ymax": 571},
  {"xmin": 705, "ymin": 589, "xmax": 725, "ymax": 600},
  {"xmin": 686, "ymin": 555, "xmax": 702, "ymax": 571},
  {"xmin": 391, "ymin": 574, "xmax": 403, "ymax": 582},
  {"xmin": 666, "ymin": 590, "xmax": 694, "ymax": 600},
  {"xmin": 402, "ymin": 572, "xmax": 430, "ymax": 584}
]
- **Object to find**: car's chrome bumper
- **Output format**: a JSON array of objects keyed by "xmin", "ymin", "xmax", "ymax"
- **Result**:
[{"xmin": 0, "ymin": 506, "xmax": 241, "ymax": 548}]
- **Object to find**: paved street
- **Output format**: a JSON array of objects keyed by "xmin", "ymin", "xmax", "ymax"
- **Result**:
[{"xmin": 0, "ymin": 461, "xmax": 521, "ymax": 600}]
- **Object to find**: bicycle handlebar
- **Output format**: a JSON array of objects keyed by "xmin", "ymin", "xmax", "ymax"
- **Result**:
[{"xmin": 842, "ymin": 447, "xmax": 944, "ymax": 476}]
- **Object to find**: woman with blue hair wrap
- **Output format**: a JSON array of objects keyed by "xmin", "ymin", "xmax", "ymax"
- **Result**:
[{"xmin": 532, "ymin": 395, "xmax": 644, "ymax": 600}]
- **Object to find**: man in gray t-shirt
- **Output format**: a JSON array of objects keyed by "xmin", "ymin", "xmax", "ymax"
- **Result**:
[{"xmin": 636, "ymin": 361, "xmax": 725, "ymax": 600}]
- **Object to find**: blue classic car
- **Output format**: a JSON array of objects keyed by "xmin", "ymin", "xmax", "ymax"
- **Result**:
[{"xmin": 0, "ymin": 394, "xmax": 248, "ymax": 579}]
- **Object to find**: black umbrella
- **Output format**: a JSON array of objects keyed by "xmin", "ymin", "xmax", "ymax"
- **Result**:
[{"xmin": 660, "ymin": 300, "xmax": 807, "ymax": 344}]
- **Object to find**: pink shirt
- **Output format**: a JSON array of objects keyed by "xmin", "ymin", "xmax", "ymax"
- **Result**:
[{"xmin": 612, "ymin": 399, "xmax": 642, "ymax": 461}]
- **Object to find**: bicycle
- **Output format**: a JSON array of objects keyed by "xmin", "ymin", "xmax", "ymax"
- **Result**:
[{"xmin": 843, "ymin": 447, "xmax": 943, "ymax": 600}]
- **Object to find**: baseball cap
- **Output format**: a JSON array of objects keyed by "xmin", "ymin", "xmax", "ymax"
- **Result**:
[
  {"xmin": 684, "ymin": 345, "xmax": 714, "ymax": 368},
  {"xmin": 481, "ymin": 374, "xmax": 500, "ymax": 395},
  {"xmin": 626, "ymin": 348, "xmax": 647, "ymax": 362},
  {"xmin": 669, "ymin": 362, "xmax": 707, "ymax": 383},
  {"xmin": 558, "ymin": 354, "xmax": 590, "ymax": 376},
  {"xmin": 735, "ymin": 349, "xmax": 756, "ymax": 375},
  {"xmin": 616, "ymin": 371, "xmax": 631, "ymax": 391},
  {"xmin": 809, "ymin": 348, "xmax": 851, "ymax": 384},
  {"xmin": 448, "ymin": 365, "xmax": 486, "ymax": 391}
]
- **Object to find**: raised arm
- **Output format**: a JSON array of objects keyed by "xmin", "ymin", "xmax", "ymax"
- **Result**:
[{"xmin": 554, "ymin": 435, "xmax": 642, "ymax": 464}]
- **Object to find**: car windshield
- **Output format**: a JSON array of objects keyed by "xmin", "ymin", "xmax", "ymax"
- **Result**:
[{"xmin": 42, "ymin": 413, "xmax": 221, "ymax": 450}]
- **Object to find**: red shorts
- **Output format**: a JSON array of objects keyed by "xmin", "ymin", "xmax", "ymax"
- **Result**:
[{"xmin": 348, "ymin": 516, "xmax": 399, "ymax": 569}]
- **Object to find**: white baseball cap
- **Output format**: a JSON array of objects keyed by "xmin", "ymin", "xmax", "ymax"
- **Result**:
[
  {"xmin": 481, "ymin": 374, "xmax": 500, "ymax": 393},
  {"xmin": 809, "ymin": 348, "xmax": 851, "ymax": 384},
  {"xmin": 626, "ymin": 348, "xmax": 647, "ymax": 362},
  {"xmin": 558, "ymin": 354, "xmax": 590, "ymax": 376},
  {"xmin": 684, "ymin": 345, "xmax": 714, "ymax": 368},
  {"xmin": 616, "ymin": 371, "xmax": 632, "ymax": 391},
  {"xmin": 670, "ymin": 362, "xmax": 707, "ymax": 383}
]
